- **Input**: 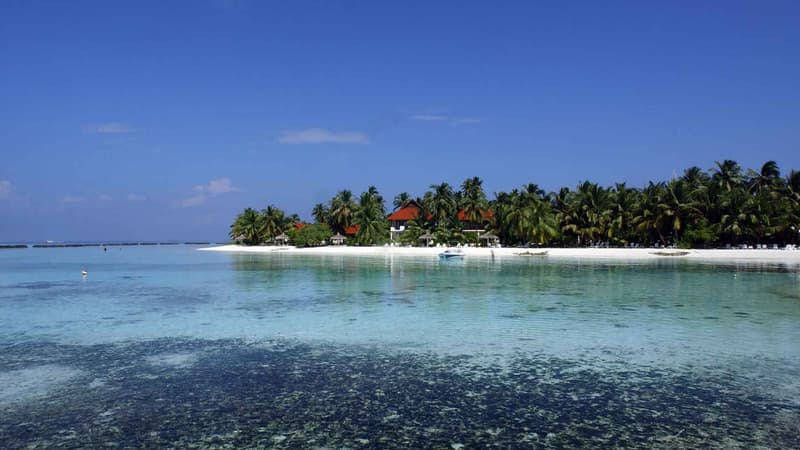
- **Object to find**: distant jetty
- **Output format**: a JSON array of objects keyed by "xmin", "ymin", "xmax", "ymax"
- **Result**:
[
  {"xmin": 25, "ymin": 242, "xmax": 208, "ymax": 248},
  {"xmin": 32, "ymin": 243, "xmax": 102, "ymax": 248}
]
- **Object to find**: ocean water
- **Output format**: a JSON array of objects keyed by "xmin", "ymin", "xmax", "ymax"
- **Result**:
[{"xmin": 1, "ymin": 245, "xmax": 798, "ymax": 448}]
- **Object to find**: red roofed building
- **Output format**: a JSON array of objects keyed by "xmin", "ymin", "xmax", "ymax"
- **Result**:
[
  {"xmin": 387, "ymin": 200, "xmax": 421, "ymax": 241},
  {"xmin": 457, "ymin": 209, "xmax": 494, "ymax": 233},
  {"xmin": 344, "ymin": 224, "xmax": 360, "ymax": 236},
  {"xmin": 386, "ymin": 200, "xmax": 494, "ymax": 241}
]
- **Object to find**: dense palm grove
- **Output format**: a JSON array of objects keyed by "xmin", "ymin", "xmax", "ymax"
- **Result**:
[{"xmin": 230, "ymin": 160, "xmax": 800, "ymax": 248}]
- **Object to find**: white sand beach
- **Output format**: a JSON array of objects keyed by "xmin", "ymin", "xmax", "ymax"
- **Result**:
[{"xmin": 200, "ymin": 244, "xmax": 800, "ymax": 262}]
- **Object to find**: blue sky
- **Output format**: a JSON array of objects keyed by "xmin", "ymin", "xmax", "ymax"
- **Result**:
[{"xmin": 1, "ymin": 1, "xmax": 799, "ymax": 242}]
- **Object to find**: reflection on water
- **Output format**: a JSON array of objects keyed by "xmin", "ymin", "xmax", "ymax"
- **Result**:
[
  {"xmin": 1, "ymin": 249, "xmax": 799, "ymax": 366},
  {"xmin": 224, "ymin": 253, "xmax": 800, "ymax": 367},
  {"xmin": 0, "ymin": 247, "xmax": 799, "ymax": 447}
]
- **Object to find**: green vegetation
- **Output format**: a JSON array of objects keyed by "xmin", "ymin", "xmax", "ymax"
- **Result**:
[
  {"xmin": 354, "ymin": 187, "xmax": 388, "ymax": 245},
  {"xmin": 230, "ymin": 160, "xmax": 800, "ymax": 248},
  {"xmin": 288, "ymin": 223, "xmax": 333, "ymax": 247},
  {"xmin": 229, "ymin": 206, "xmax": 298, "ymax": 245}
]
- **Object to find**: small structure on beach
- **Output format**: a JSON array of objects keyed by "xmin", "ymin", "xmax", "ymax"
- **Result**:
[
  {"xmin": 330, "ymin": 233, "xmax": 346, "ymax": 245},
  {"xmin": 418, "ymin": 233, "xmax": 434, "ymax": 247},
  {"xmin": 479, "ymin": 233, "xmax": 499, "ymax": 246},
  {"xmin": 273, "ymin": 233, "xmax": 289, "ymax": 245}
]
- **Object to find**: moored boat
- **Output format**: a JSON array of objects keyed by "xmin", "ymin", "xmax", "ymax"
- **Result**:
[{"xmin": 439, "ymin": 248, "xmax": 465, "ymax": 260}]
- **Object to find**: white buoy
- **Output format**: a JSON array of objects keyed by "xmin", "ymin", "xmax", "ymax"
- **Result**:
[{"xmin": 81, "ymin": 269, "xmax": 88, "ymax": 276}]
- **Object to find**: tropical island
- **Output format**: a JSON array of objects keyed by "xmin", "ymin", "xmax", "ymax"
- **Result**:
[{"xmin": 225, "ymin": 160, "xmax": 800, "ymax": 251}]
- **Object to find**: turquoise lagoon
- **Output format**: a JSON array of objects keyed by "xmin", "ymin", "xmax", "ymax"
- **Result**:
[{"xmin": 1, "ymin": 245, "xmax": 799, "ymax": 448}]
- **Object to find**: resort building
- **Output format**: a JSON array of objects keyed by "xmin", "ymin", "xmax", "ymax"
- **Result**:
[
  {"xmin": 344, "ymin": 224, "xmax": 359, "ymax": 237},
  {"xmin": 457, "ymin": 209, "xmax": 494, "ymax": 234},
  {"xmin": 386, "ymin": 199, "xmax": 494, "ymax": 241},
  {"xmin": 387, "ymin": 200, "xmax": 422, "ymax": 241}
]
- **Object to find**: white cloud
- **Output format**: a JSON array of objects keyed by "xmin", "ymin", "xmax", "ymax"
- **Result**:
[
  {"xmin": 193, "ymin": 177, "xmax": 237, "ymax": 195},
  {"xmin": 98, "ymin": 194, "xmax": 113, "ymax": 201},
  {"xmin": 410, "ymin": 112, "xmax": 483, "ymax": 126},
  {"xmin": 127, "ymin": 193, "xmax": 146, "ymax": 202},
  {"xmin": 0, "ymin": 180, "xmax": 12, "ymax": 199},
  {"xmin": 83, "ymin": 122, "xmax": 132, "ymax": 134},
  {"xmin": 277, "ymin": 128, "xmax": 369, "ymax": 145},
  {"xmin": 180, "ymin": 195, "xmax": 208, "ymax": 207},
  {"xmin": 180, "ymin": 177, "xmax": 239, "ymax": 207},
  {"xmin": 410, "ymin": 114, "xmax": 449, "ymax": 121},
  {"xmin": 455, "ymin": 117, "xmax": 483, "ymax": 124},
  {"xmin": 60, "ymin": 196, "xmax": 86, "ymax": 204}
]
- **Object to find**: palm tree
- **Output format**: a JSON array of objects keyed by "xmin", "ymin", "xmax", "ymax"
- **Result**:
[
  {"xmin": 633, "ymin": 182, "xmax": 671, "ymax": 246},
  {"xmin": 494, "ymin": 187, "xmax": 558, "ymax": 246},
  {"xmin": 229, "ymin": 208, "xmax": 262, "ymax": 245},
  {"xmin": 259, "ymin": 206, "xmax": 285, "ymax": 242},
  {"xmin": 312, "ymin": 203, "xmax": 328, "ymax": 224},
  {"xmin": 781, "ymin": 170, "xmax": 800, "ymax": 244},
  {"xmin": 459, "ymin": 176, "xmax": 488, "ymax": 225},
  {"xmin": 229, "ymin": 160, "xmax": 800, "ymax": 249},
  {"xmin": 607, "ymin": 183, "xmax": 638, "ymax": 245},
  {"xmin": 398, "ymin": 217, "xmax": 427, "ymax": 245},
  {"xmin": 415, "ymin": 194, "xmax": 436, "ymax": 230},
  {"xmin": 662, "ymin": 179, "xmax": 699, "ymax": 243},
  {"xmin": 680, "ymin": 166, "xmax": 712, "ymax": 218},
  {"xmin": 749, "ymin": 189, "xmax": 777, "ymax": 245},
  {"xmin": 550, "ymin": 187, "xmax": 579, "ymax": 246},
  {"xmin": 429, "ymin": 182, "xmax": 456, "ymax": 228},
  {"xmin": 285, "ymin": 213, "xmax": 301, "ymax": 230},
  {"xmin": 573, "ymin": 181, "xmax": 610, "ymax": 246},
  {"xmin": 747, "ymin": 160, "xmax": 781, "ymax": 194},
  {"xmin": 717, "ymin": 189, "xmax": 757, "ymax": 245},
  {"xmin": 355, "ymin": 187, "xmax": 387, "ymax": 245},
  {"xmin": 787, "ymin": 170, "xmax": 800, "ymax": 204},
  {"xmin": 712, "ymin": 160, "xmax": 744, "ymax": 192},
  {"xmin": 366, "ymin": 185, "xmax": 384, "ymax": 207},
  {"xmin": 393, "ymin": 192, "xmax": 411, "ymax": 210},
  {"xmin": 329, "ymin": 189, "xmax": 358, "ymax": 234},
  {"xmin": 682, "ymin": 166, "xmax": 710, "ymax": 187}
]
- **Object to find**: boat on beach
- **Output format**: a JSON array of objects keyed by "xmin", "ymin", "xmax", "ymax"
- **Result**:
[
  {"xmin": 439, "ymin": 248, "xmax": 465, "ymax": 260},
  {"xmin": 515, "ymin": 250, "xmax": 548, "ymax": 256},
  {"xmin": 650, "ymin": 250, "xmax": 691, "ymax": 257}
]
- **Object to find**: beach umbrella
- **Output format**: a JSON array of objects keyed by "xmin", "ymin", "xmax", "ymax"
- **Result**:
[{"xmin": 418, "ymin": 233, "xmax": 434, "ymax": 247}]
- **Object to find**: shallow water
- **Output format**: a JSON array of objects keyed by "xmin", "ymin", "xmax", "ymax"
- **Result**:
[{"xmin": 1, "ymin": 246, "xmax": 798, "ymax": 448}]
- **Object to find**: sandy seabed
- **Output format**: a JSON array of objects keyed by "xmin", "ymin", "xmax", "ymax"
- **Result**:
[{"xmin": 200, "ymin": 244, "xmax": 800, "ymax": 262}]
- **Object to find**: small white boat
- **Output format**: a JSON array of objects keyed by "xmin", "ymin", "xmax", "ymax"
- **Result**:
[{"xmin": 439, "ymin": 248, "xmax": 465, "ymax": 260}]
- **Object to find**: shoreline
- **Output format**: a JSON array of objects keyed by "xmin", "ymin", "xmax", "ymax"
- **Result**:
[{"xmin": 199, "ymin": 244, "xmax": 800, "ymax": 262}]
